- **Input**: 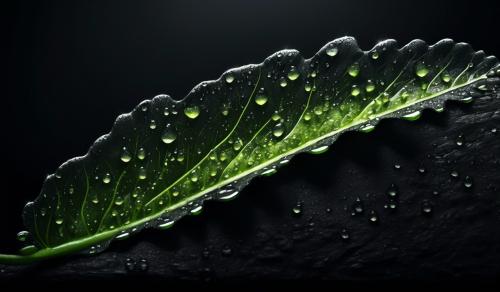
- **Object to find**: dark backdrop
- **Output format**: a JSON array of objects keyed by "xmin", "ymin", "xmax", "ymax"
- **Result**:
[{"xmin": 1, "ymin": 0, "xmax": 500, "ymax": 282}]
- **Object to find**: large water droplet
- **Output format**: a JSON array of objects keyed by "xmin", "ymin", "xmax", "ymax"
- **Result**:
[
  {"xmin": 351, "ymin": 85, "xmax": 361, "ymax": 96},
  {"xmin": 184, "ymin": 106, "xmax": 200, "ymax": 119},
  {"xmin": 402, "ymin": 111, "xmax": 421, "ymax": 121},
  {"xmin": 326, "ymin": 47, "xmax": 338, "ymax": 57},
  {"xmin": 279, "ymin": 77, "xmax": 288, "ymax": 87},
  {"xmin": 255, "ymin": 94, "xmax": 268, "ymax": 106},
  {"xmin": 371, "ymin": 51, "xmax": 379, "ymax": 60},
  {"xmin": 365, "ymin": 80, "xmax": 375, "ymax": 93},
  {"xmin": 138, "ymin": 167, "xmax": 147, "ymax": 180},
  {"xmin": 416, "ymin": 64, "xmax": 429, "ymax": 77}
]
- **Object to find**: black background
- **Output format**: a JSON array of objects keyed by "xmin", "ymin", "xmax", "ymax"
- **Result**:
[{"xmin": 1, "ymin": 0, "xmax": 500, "ymax": 284}]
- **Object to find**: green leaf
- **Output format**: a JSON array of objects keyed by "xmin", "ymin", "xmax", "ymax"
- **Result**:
[{"xmin": 1, "ymin": 37, "xmax": 499, "ymax": 264}]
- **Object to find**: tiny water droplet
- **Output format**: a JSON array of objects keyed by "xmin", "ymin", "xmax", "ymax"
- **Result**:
[
  {"xmin": 161, "ymin": 126, "xmax": 177, "ymax": 144},
  {"xmin": 137, "ymin": 148, "xmax": 146, "ymax": 160},
  {"xmin": 149, "ymin": 119, "xmax": 157, "ymax": 129},
  {"xmin": 450, "ymin": 170, "xmax": 459, "ymax": 178},
  {"xmin": 351, "ymin": 85, "xmax": 361, "ymax": 96},
  {"xmin": 292, "ymin": 202, "xmax": 303, "ymax": 216},
  {"xmin": 394, "ymin": 164, "xmax": 401, "ymax": 170},
  {"xmin": 255, "ymin": 94, "xmax": 268, "ymax": 106},
  {"xmin": 326, "ymin": 47, "xmax": 338, "ymax": 57},
  {"xmin": 287, "ymin": 66, "xmax": 300, "ymax": 81},
  {"xmin": 416, "ymin": 64, "xmax": 429, "ymax": 77},
  {"xmin": 125, "ymin": 258, "xmax": 135, "ymax": 272},
  {"xmin": 158, "ymin": 220, "xmax": 175, "ymax": 229},
  {"xmin": 418, "ymin": 167, "xmax": 426, "ymax": 174},
  {"xmin": 120, "ymin": 147, "xmax": 132, "ymax": 163},
  {"xmin": 340, "ymin": 229, "xmax": 350, "ymax": 240},
  {"xmin": 368, "ymin": 210, "xmax": 379, "ymax": 223},
  {"xmin": 456, "ymin": 134, "xmax": 464, "ymax": 146},
  {"xmin": 351, "ymin": 197, "xmax": 364, "ymax": 215},
  {"xmin": 441, "ymin": 72, "xmax": 451, "ymax": 83},
  {"xmin": 225, "ymin": 74, "xmax": 234, "ymax": 84},
  {"xmin": 279, "ymin": 77, "xmax": 288, "ymax": 87},
  {"xmin": 386, "ymin": 184, "xmax": 399, "ymax": 197},
  {"xmin": 138, "ymin": 259, "xmax": 148, "ymax": 271},
  {"xmin": 16, "ymin": 231, "xmax": 29, "ymax": 242},
  {"xmin": 365, "ymin": 80, "xmax": 375, "ymax": 92},
  {"xmin": 55, "ymin": 218, "xmax": 63, "ymax": 225},
  {"xmin": 221, "ymin": 246, "xmax": 232, "ymax": 256},
  {"xmin": 421, "ymin": 200, "xmax": 433, "ymax": 214},
  {"xmin": 116, "ymin": 232, "xmax": 130, "ymax": 240},
  {"xmin": 309, "ymin": 145, "xmax": 329, "ymax": 154},
  {"xmin": 464, "ymin": 176, "xmax": 473, "ymax": 188},
  {"xmin": 360, "ymin": 124, "xmax": 375, "ymax": 133},
  {"xmin": 138, "ymin": 167, "xmax": 147, "ymax": 180},
  {"xmin": 402, "ymin": 111, "xmax": 421, "ymax": 121},
  {"xmin": 184, "ymin": 105, "xmax": 200, "ymax": 119}
]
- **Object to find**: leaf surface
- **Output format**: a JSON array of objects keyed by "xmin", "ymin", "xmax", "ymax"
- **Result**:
[{"xmin": 1, "ymin": 37, "xmax": 499, "ymax": 264}]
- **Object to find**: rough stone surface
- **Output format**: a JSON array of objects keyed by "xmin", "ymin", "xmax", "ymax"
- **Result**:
[{"xmin": 1, "ymin": 94, "xmax": 499, "ymax": 281}]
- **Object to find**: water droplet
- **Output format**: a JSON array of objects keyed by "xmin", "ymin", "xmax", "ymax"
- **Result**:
[
  {"xmin": 184, "ymin": 106, "xmax": 200, "ymax": 119},
  {"xmin": 464, "ymin": 176, "xmax": 473, "ymax": 188},
  {"xmin": 450, "ymin": 170, "xmax": 459, "ymax": 178},
  {"xmin": 416, "ymin": 64, "xmax": 429, "ymax": 77},
  {"xmin": 137, "ymin": 148, "xmax": 146, "ymax": 160},
  {"xmin": 394, "ymin": 164, "xmax": 401, "ymax": 170},
  {"xmin": 384, "ymin": 199, "xmax": 398, "ymax": 210},
  {"xmin": 138, "ymin": 167, "xmax": 147, "ymax": 180},
  {"xmin": 262, "ymin": 168, "xmax": 277, "ymax": 176},
  {"xmin": 219, "ymin": 191, "xmax": 239, "ymax": 201},
  {"xmin": 421, "ymin": 200, "xmax": 433, "ymax": 214},
  {"xmin": 287, "ymin": 66, "xmax": 300, "ymax": 81},
  {"xmin": 305, "ymin": 82, "xmax": 312, "ymax": 92},
  {"xmin": 190, "ymin": 205, "xmax": 203, "ymax": 215},
  {"xmin": 371, "ymin": 51, "xmax": 379, "ymax": 59},
  {"xmin": 360, "ymin": 124, "xmax": 375, "ymax": 133},
  {"xmin": 255, "ymin": 94, "xmax": 268, "ymax": 106},
  {"xmin": 103, "ymin": 173, "xmax": 111, "ymax": 184},
  {"xmin": 138, "ymin": 259, "xmax": 148, "ymax": 271},
  {"xmin": 190, "ymin": 175, "xmax": 198, "ymax": 182},
  {"xmin": 271, "ymin": 112, "xmax": 281, "ymax": 121},
  {"xmin": 456, "ymin": 134, "xmax": 464, "ymax": 146},
  {"xmin": 114, "ymin": 196, "xmax": 124, "ymax": 206},
  {"xmin": 351, "ymin": 197, "xmax": 364, "ymax": 215},
  {"xmin": 441, "ymin": 72, "xmax": 451, "ymax": 83},
  {"xmin": 340, "ymin": 228, "xmax": 350, "ymax": 240},
  {"xmin": 158, "ymin": 220, "xmax": 175, "ymax": 229},
  {"xmin": 365, "ymin": 80, "xmax": 375, "ymax": 93},
  {"xmin": 116, "ymin": 232, "xmax": 130, "ymax": 240},
  {"xmin": 368, "ymin": 210, "xmax": 379, "ymax": 223},
  {"xmin": 326, "ymin": 47, "xmax": 338, "ymax": 57},
  {"xmin": 233, "ymin": 139, "xmax": 243, "ymax": 151},
  {"xmin": 348, "ymin": 63, "xmax": 360, "ymax": 77},
  {"xmin": 221, "ymin": 246, "xmax": 232, "ymax": 256},
  {"xmin": 55, "ymin": 218, "xmax": 63, "ymax": 225},
  {"xmin": 351, "ymin": 85, "xmax": 361, "ymax": 96},
  {"xmin": 16, "ymin": 231, "xmax": 29, "ymax": 242},
  {"xmin": 273, "ymin": 123, "xmax": 284, "ymax": 138},
  {"xmin": 279, "ymin": 77, "xmax": 288, "ymax": 87},
  {"xmin": 309, "ymin": 145, "xmax": 329, "ymax": 154},
  {"xmin": 402, "ymin": 111, "xmax": 421, "ymax": 121},
  {"xmin": 149, "ymin": 119, "xmax": 157, "ymax": 129},
  {"xmin": 161, "ymin": 126, "xmax": 177, "ymax": 144},
  {"xmin": 292, "ymin": 202, "xmax": 303, "ymax": 216},
  {"xmin": 418, "ymin": 167, "xmax": 426, "ymax": 174},
  {"xmin": 120, "ymin": 147, "xmax": 132, "ymax": 163},
  {"xmin": 125, "ymin": 258, "xmax": 135, "ymax": 272},
  {"xmin": 225, "ymin": 74, "xmax": 234, "ymax": 84},
  {"xmin": 386, "ymin": 184, "xmax": 398, "ymax": 198}
]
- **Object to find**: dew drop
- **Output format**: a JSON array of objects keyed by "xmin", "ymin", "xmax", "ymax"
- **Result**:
[
  {"xmin": 262, "ymin": 168, "xmax": 277, "ymax": 176},
  {"xmin": 360, "ymin": 124, "xmax": 375, "ymax": 133},
  {"xmin": 309, "ymin": 145, "xmax": 329, "ymax": 154},
  {"xmin": 351, "ymin": 197, "xmax": 364, "ymax": 215},
  {"xmin": 279, "ymin": 77, "xmax": 288, "ymax": 87},
  {"xmin": 225, "ymin": 74, "xmax": 234, "ymax": 84},
  {"xmin": 16, "ymin": 231, "xmax": 29, "ymax": 242},
  {"xmin": 219, "ymin": 191, "xmax": 239, "ymax": 201},
  {"xmin": 116, "ymin": 232, "xmax": 130, "ymax": 240},
  {"xmin": 221, "ymin": 246, "xmax": 232, "ymax": 256},
  {"xmin": 138, "ymin": 259, "xmax": 149, "ymax": 272},
  {"xmin": 190, "ymin": 205, "xmax": 203, "ymax": 215},
  {"xmin": 386, "ymin": 184, "xmax": 399, "ymax": 198},
  {"xmin": 287, "ymin": 66, "xmax": 300, "ymax": 80},
  {"xmin": 161, "ymin": 126, "xmax": 177, "ymax": 144},
  {"xmin": 149, "ymin": 120, "xmax": 157, "ymax": 129},
  {"xmin": 292, "ymin": 202, "xmax": 303, "ymax": 216},
  {"xmin": 305, "ymin": 82, "xmax": 312, "ymax": 92},
  {"xmin": 416, "ymin": 64, "xmax": 429, "ymax": 77},
  {"xmin": 255, "ymin": 94, "xmax": 268, "ymax": 106},
  {"xmin": 351, "ymin": 85, "xmax": 361, "ymax": 96},
  {"xmin": 464, "ymin": 176, "xmax": 473, "ymax": 188},
  {"xmin": 125, "ymin": 258, "xmax": 135, "ymax": 272},
  {"xmin": 421, "ymin": 200, "xmax": 433, "ymax": 214},
  {"xmin": 138, "ymin": 167, "xmax": 147, "ymax": 180},
  {"xmin": 368, "ymin": 210, "xmax": 379, "ymax": 223},
  {"xmin": 365, "ymin": 80, "xmax": 375, "ymax": 93},
  {"xmin": 184, "ymin": 106, "xmax": 200, "ymax": 119},
  {"xmin": 450, "ymin": 170, "xmax": 459, "ymax": 178},
  {"xmin": 273, "ymin": 123, "xmax": 284, "ymax": 138},
  {"xmin": 441, "ymin": 72, "xmax": 451, "ymax": 83},
  {"xmin": 158, "ymin": 220, "xmax": 175, "ymax": 230},
  {"xmin": 340, "ymin": 229, "xmax": 350, "ymax": 240},
  {"xmin": 102, "ymin": 173, "xmax": 111, "ymax": 184},
  {"xmin": 371, "ymin": 51, "xmax": 379, "ymax": 59},
  {"xmin": 402, "ymin": 111, "xmax": 421, "ymax": 121},
  {"xmin": 326, "ymin": 47, "xmax": 338, "ymax": 57},
  {"xmin": 456, "ymin": 134, "xmax": 464, "ymax": 146},
  {"xmin": 137, "ymin": 148, "xmax": 146, "ymax": 160},
  {"xmin": 55, "ymin": 218, "xmax": 64, "ymax": 225},
  {"xmin": 120, "ymin": 147, "xmax": 132, "ymax": 163},
  {"xmin": 348, "ymin": 63, "xmax": 360, "ymax": 77}
]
